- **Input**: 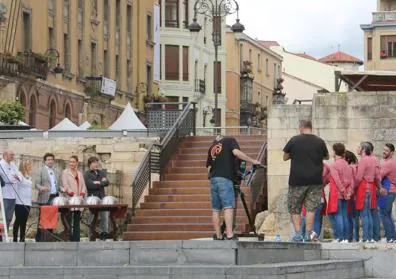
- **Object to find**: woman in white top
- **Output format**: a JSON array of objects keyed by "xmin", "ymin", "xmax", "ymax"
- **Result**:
[{"xmin": 13, "ymin": 159, "xmax": 33, "ymax": 242}]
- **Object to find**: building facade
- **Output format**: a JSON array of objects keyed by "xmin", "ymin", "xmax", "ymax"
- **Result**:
[
  {"xmin": 226, "ymin": 31, "xmax": 282, "ymax": 127},
  {"xmin": 0, "ymin": 0, "xmax": 158, "ymax": 130},
  {"xmin": 361, "ymin": 0, "xmax": 396, "ymax": 70},
  {"xmin": 158, "ymin": 0, "xmax": 227, "ymax": 128}
]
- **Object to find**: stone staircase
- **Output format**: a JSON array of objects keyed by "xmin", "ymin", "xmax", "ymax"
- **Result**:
[{"xmin": 124, "ymin": 135, "xmax": 266, "ymax": 241}]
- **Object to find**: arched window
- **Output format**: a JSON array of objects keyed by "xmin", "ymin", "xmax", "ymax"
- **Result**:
[
  {"xmin": 49, "ymin": 100, "xmax": 56, "ymax": 128},
  {"xmin": 64, "ymin": 103, "xmax": 71, "ymax": 119},
  {"xmin": 29, "ymin": 95, "xmax": 36, "ymax": 127}
]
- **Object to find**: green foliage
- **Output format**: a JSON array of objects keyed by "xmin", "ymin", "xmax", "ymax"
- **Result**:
[{"xmin": 0, "ymin": 101, "xmax": 25, "ymax": 125}]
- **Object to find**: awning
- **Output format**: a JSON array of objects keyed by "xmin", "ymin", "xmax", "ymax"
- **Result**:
[{"xmin": 336, "ymin": 70, "xmax": 396, "ymax": 92}]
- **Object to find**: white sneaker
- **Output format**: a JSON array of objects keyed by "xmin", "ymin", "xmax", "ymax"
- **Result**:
[
  {"xmin": 340, "ymin": 240, "xmax": 348, "ymax": 244},
  {"xmin": 369, "ymin": 239, "xmax": 375, "ymax": 243},
  {"xmin": 331, "ymin": 239, "xmax": 340, "ymax": 243}
]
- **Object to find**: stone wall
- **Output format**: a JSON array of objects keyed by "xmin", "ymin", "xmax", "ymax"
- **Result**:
[
  {"xmin": 0, "ymin": 137, "xmax": 157, "ymax": 206},
  {"xmin": 265, "ymin": 91, "xmax": 396, "ymax": 238}
]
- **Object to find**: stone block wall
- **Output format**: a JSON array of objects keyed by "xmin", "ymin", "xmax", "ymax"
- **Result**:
[
  {"xmin": 265, "ymin": 92, "xmax": 396, "ymax": 238},
  {"xmin": 0, "ymin": 137, "xmax": 157, "ymax": 206}
]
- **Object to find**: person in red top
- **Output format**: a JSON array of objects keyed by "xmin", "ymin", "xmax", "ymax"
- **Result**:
[
  {"xmin": 345, "ymin": 151, "xmax": 359, "ymax": 242},
  {"xmin": 327, "ymin": 143, "xmax": 354, "ymax": 243},
  {"xmin": 379, "ymin": 143, "xmax": 396, "ymax": 242},
  {"xmin": 355, "ymin": 142, "xmax": 381, "ymax": 242}
]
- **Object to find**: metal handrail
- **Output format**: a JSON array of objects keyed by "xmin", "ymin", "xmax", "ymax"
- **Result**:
[{"xmin": 131, "ymin": 102, "xmax": 196, "ymax": 215}]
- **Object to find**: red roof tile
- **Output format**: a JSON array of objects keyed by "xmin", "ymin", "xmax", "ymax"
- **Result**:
[
  {"xmin": 257, "ymin": 40, "xmax": 280, "ymax": 48},
  {"xmin": 319, "ymin": 51, "xmax": 363, "ymax": 65}
]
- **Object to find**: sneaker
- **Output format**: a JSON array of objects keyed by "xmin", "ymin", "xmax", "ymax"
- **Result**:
[
  {"xmin": 309, "ymin": 231, "xmax": 318, "ymax": 242},
  {"xmin": 340, "ymin": 240, "xmax": 348, "ymax": 244},
  {"xmin": 292, "ymin": 234, "xmax": 304, "ymax": 242},
  {"xmin": 332, "ymin": 239, "xmax": 341, "ymax": 243},
  {"xmin": 369, "ymin": 239, "xmax": 375, "ymax": 243},
  {"xmin": 388, "ymin": 239, "xmax": 394, "ymax": 243},
  {"xmin": 303, "ymin": 234, "xmax": 311, "ymax": 243},
  {"xmin": 213, "ymin": 234, "xmax": 224, "ymax": 241}
]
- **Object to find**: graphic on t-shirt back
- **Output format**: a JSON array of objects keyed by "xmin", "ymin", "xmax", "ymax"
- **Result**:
[{"xmin": 210, "ymin": 143, "xmax": 223, "ymax": 161}]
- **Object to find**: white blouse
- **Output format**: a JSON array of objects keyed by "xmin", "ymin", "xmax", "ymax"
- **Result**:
[{"xmin": 16, "ymin": 176, "xmax": 32, "ymax": 206}]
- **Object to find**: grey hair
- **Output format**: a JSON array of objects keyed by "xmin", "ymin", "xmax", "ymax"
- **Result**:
[
  {"xmin": 360, "ymin": 142, "xmax": 372, "ymax": 156},
  {"xmin": 298, "ymin": 120, "xmax": 312, "ymax": 129}
]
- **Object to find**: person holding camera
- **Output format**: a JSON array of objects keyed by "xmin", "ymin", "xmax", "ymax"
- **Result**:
[{"xmin": 206, "ymin": 135, "xmax": 260, "ymax": 240}]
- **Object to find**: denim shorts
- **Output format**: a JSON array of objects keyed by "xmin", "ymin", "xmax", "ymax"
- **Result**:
[{"xmin": 210, "ymin": 177, "xmax": 235, "ymax": 212}]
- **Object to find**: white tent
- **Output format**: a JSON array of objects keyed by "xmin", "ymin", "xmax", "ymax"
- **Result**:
[
  {"xmin": 49, "ymin": 118, "xmax": 82, "ymax": 131},
  {"xmin": 109, "ymin": 102, "xmax": 146, "ymax": 130},
  {"xmin": 79, "ymin": 121, "xmax": 92, "ymax": 130}
]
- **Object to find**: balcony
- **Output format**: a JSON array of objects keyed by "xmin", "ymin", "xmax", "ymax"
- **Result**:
[
  {"xmin": 195, "ymin": 79, "xmax": 206, "ymax": 94},
  {"xmin": 165, "ymin": 19, "xmax": 179, "ymax": 28},
  {"xmin": 373, "ymin": 11, "xmax": 396, "ymax": 23}
]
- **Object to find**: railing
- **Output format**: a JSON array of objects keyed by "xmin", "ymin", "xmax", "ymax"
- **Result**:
[
  {"xmin": 131, "ymin": 102, "xmax": 197, "ymax": 215},
  {"xmin": 250, "ymin": 142, "xmax": 268, "ymax": 218},
  {"xmin": 146, "ymin": 102, "xmax": 188, "ymax": 134},
  {"xmin": 165, "ymin": 19, "xmax": 179, "ymax": 28},
  {"xmin": 373, "ymin": 11, "xmax": 396, "ymax": 23},
  {"xmin": 0, "ymin": 56, "xmax": 19, "ymax": 77},
  {"xmin": 196, "ymin": 126, "xmax": 265, "ymax": 136}
]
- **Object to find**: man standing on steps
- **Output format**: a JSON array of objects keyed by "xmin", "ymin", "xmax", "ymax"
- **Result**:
[
  {"xmin": 206, "ymin": 135, "xmax": 260, "ymax": 240},
  {"xmin": 283, "ymin": 120, "xmax": 329, "ymax": 242}
]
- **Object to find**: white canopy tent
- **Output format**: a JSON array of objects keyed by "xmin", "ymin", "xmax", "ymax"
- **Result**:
[
  {"xmin": 109, "ymin": 102, "xmax": 146, "ymax": 130},
  {"xmin": 79, "ymin": 121, "xmax": 92, "ymax": 130},
  {"xmin": 49, "ymin": 118, "xmax": 82, "ymax": 131}
]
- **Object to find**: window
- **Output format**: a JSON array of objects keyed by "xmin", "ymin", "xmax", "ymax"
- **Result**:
[
  {"xmin": 165, "ymin": 45, "xmax": 179, "ymax": 80},
  {"xmin": 115, "ymin": 54, "xmax": 120, "ymax": 80},
  {"xmin": 104, "ymin": 50, "xmax": 109, "ymax": 77},
  {"xmin": 63, "ymin": 34, "xmax": 70, "ymax": 71},
  {"xmin": 127, "ymin": 5, "xmax": 132, "ymax": 38},
  {"xmin": 91, "ymin": 0, "xmax": 97, "ymax": 18},
  {"xmin": 273, "ymin": 63, "xmax": 277, "ymax": 84},
  {"xmin": 63, "ymin": 0, "xmax": 70, "ymax": 22},
  {"xmin": 48, "ymin": 27, "xmax": 55, "ymax": 49},
  {"xmin": 278, "ymin": 65, "xmax": 281, "ymax": 78},
  {"xmin": 29, "ymin": 95, "xmax": 36, "ymax": 127},
  {"xmin": 48, "ymin": 0, "xmax": 55, "ymax": 13},
  {"xmin": 104, "ymin": 0, "xmax": 109, "ymax": 22},
  {"xmin": 249, "ymin": 49, "xmax": 252, "ymax": 62},
  {"xmin": 165, "ymin": 0, "xmax": 179, "ymax": 28},
  {"xmin": 213, "ymin": 61, "xmax": 221, "ymax": 94},
  {"xmin": 78, "ymin": 0, "xmax": 84, "ymax": 33},
  {"xmin": 22, "ymin": 12, "xmax": 31, "ymax": 51},
  {"xmin": 49, "ymin": 100, "xmax": 56, "ymax": 129},
  {"xmin": 78, "ymin": 40, "xmax": 83, "ymax": 76},
  {"xmin": 204, "ymin": 17, "xmax": 207, "ymax": 44},
  {"xmin": 147, "ymin": 65, "xmax": 152, "ymax": 95},
  {"xmin": 183, "ymin": 46, "xmax": 189, "ymax": 81},
  {"xmin": 265, "ymin": 59, "xmax": 269, "ymax": 76},
  {"xmin": 240, "ymin": 44, "xmax": 243, "ymax": 72},
  {"xmin": 258, "ymin": 53, "xmax": 261, "ymax": 71},
  {"xmin": 147, "ymin": 14, "xmax": 152, "ymax": 41},
  {"xmin": 91, "ymin": 42, "xmax": 97, "ymax": 76},
  {"xmin": 380, "ymin": 35, "xmax": 396, "ymax": 58},
  {"xmin": 127, "ymin": 59, "xmax": 132, "ymax": 93},
  {"xmin": 183, "ymin": 0, "xmax": 189, "ymax": 28},
  {"xmin": 64, "ymin": 103, "xmax": 71, "ymax": 119},
  {"xmin": 368, "ymin": 37, "xmax": 372, "ymax": 60},
  {"xmin": 116, "ymin": 0, "xmax": 120, "ymax": 29}
]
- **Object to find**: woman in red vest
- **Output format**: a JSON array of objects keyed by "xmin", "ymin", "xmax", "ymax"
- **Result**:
[
  {"xmin": 345, "ymin": 151, "xmax": 359, "ymax": 242},
  {"xmin": 327, "ymin": 143, "xmax": 354, "ymax": 243},
  {"xmin": 355, "ymin": 142, "xmax": 381, "ymax": 243}
]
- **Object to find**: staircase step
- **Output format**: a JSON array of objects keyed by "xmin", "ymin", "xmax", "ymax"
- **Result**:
[
  {"xmin": 145, "ymin": 194, "xmax": 251, "ymax": 203},
  {"xmin": 140, "ymin": 201, "xmax": 249, "ymax": 209},
  {"xmin": 153, "ymin": 180, "xmax": 209, "ymax": 187},
  {"xmin": 166, "ymin": 167, "xmax": 207, "ymax": 174},
  {"xmin": 127, "ymin": 223, "xmax": 246, "ymax": 231},
  {"xmin": 150, "ymin": 188, "xmax": 211, "ymax": 195},
  {"xmin": 179, "ymin": 147, "xmax": 261, "ymax": 155},
  {"xmin": 134, "ymin": 208, "xmax": 248, "ymax": 216},
  {"xmin": 123, "ymin": 231, "xmax": 214, "ymax": 240},
  {"xmin": 131, "ymin": 216, "xmax": 248, "ymax": 224},
  {"xmin": 183, "ymin": 140, "xmax": 265, "ymax": 148},
  {"xmin": 176, "ymin": 153, "xmax": 258, "ymax": 161},
  {"xmin": 172, "ymin": 160, "xmax": 206, "ymax": 167},
  {"xmin": 183, "ymin": 135, "xmax": 266, "ymax": 142},
  {"xmin": 164, "ymin": 173, "xmax": 208, "ymax": 180}
]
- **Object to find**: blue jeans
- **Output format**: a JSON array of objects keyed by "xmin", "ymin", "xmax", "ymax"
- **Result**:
[
  {"xmin": 301, "ymin": 203, "xmax": 323, "ymax": 238},
  {"xmin": 371, "ymin": 207, "xmax": 381, "ymax": 241},
  {"xmin": 360, "ymin": 192, "xmax": 373, "ymax": 241},
  {"xmin": 348, "ymin": 200, "xmax": 360, "ymax": 242},
  {"xmin": 210, "ymin": 177, "xmax": 235, "ymax": 212},
  {"xmin": 328, "ymin": 199, "xmax": 349, "ymax": 241},
  {"xmin": 3, "ymin": 198, "xmax": 15, "ymax": 229},
  {"xmin": 380, "ymin": 192, "xmax": 396, "ymax": 241}
]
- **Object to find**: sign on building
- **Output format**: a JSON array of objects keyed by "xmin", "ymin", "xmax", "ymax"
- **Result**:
[{"xmin": 101, "ymin": 77, "xmax": 117, "ymax": 97}]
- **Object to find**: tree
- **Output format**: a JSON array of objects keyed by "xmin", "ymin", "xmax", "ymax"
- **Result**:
[{"xmin": 0, "ymin": 101, "xmax": 25, "ymax": 125}]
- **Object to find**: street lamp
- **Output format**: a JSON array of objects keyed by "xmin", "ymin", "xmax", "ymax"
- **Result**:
[{"xmin": 188, "ymin": 0, "xmax": 244, "ymax": 131}]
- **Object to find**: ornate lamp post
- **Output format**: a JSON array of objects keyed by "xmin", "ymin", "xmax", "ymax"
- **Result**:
[{"xmin": 188, "ymin": 0, "xmax": 244, "ymax": 129}]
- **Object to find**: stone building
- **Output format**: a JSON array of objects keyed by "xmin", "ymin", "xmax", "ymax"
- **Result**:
[{"xmin": 0, "ymin": 0, "xmax": 158, "ymax": 130}]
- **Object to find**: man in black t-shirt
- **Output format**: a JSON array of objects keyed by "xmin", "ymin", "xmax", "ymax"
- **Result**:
[
  {"xmin": 206, "ymin": 136, "xmax": 260, "ymax": 240},
  {"xmin": 283, "ymin": 120, "xmax": 329, "ymax": 242}
]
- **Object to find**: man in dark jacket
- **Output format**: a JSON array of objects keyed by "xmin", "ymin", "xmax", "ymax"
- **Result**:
[{"xmin": 84, "ymin": 156, "xmax": 109, "ymax": 240}]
